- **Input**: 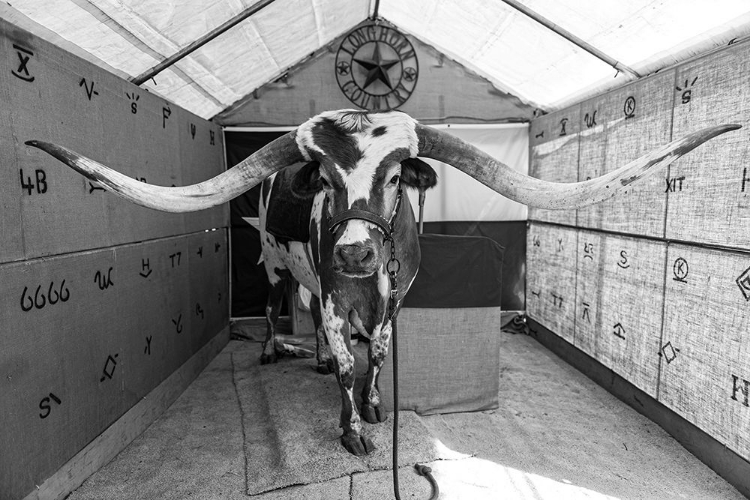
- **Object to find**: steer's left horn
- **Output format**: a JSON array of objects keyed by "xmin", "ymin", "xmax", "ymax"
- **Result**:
[
  {"xmin": 26, "ymin": 131, "xmax": 304, "ymax": 213},
  {"xmin": 415, "ymin": 123, "xmax": 741, "ymax": 210}
]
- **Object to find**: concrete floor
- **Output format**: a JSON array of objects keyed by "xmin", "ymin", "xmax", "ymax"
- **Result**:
[{"xmin": 68, "ymin": 330, "xmax": 745, "ymax": 500}]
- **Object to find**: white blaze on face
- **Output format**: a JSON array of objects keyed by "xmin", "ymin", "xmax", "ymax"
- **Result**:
[
  {"xmin": 335, "ymin": 162, "xmax": 377, "ymax": 246},
  {"xmin": 332, "ymin": 112, "xmax": 420, "ymax": 246}
]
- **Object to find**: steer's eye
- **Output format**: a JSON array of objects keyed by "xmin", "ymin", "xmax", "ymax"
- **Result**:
[
  {"xmin": 389, "ymin": 175, "xmax": 400, "ymax": 185},
  {"xmin": 320, "ymin": 177, "xmax": 331, "ymax": 189}
]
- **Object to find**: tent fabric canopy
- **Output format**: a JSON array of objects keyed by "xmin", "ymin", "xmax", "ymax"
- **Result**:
[{"xmin": 4, "ymin": 0, "xmax": 750, "ymax": 121}]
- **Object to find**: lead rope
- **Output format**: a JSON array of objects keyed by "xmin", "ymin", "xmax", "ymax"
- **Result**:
[{"xmin": 386, "ymin": 229, "xmax": 439, "ymax": 500}]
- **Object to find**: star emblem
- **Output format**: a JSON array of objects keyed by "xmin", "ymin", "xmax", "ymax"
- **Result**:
[
  {"xmin": 336, "ymin": 61, "xmax": 351, "ymax": 76},
  {"xmin": 403, "ymin": 66, "xmax": 417, "ymax": 82},
  {"xmin": 353, "ymin": 42, "xmax": 400, "ymax": 90},
  {"xmin": 335, "ymin": 24, "xmax": 418, "ymax": 110}
]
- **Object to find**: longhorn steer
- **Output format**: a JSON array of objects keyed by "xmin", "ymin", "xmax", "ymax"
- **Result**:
[
  {"xmin": 26, "ymin": 109, "xmax": 739, "ymax": 456},
  {"xmin": 257, "ymin": 151, "xmax": 436, "ymax": 454}
]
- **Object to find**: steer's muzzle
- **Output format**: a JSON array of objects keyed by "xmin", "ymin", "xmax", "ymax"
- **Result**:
[{"xmin": 333, "ymin": 242, "xmax": 380, "ymax": 277}]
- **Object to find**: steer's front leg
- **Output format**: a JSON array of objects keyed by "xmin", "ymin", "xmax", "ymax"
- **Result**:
[
  {"xmin": 322, "ymin": 296, "xmax": 375, "ymax": 456},
  {"xmin": 360, "ymin": 319, "xmax": 391, "ymax": 424}
]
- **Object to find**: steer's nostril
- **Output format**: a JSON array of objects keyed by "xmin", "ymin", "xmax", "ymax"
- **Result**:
[
  {"xmin": 336, "ymin": 245, "xmax": 374, "ymax": 267},
  {"xmin": 360, "ymin": 249, "xmax": 374, "ymax": 264}
]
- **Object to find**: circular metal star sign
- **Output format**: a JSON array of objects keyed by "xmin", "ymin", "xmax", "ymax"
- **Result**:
[{"xmin": 335, "ymin": 24, "xmax": 419, "ymax": 111}]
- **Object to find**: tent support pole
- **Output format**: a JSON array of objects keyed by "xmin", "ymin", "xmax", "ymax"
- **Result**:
[
  {"xmin": 131, "ymin": 0, "xmax": 277, "ymax": 86},
  {"xmin": 500, "ymin": 0, "xmax": 641, "ymax": 79},
  {"xmin": 371, "ymin": 0, "xmax": 380, "ymax": 20}
]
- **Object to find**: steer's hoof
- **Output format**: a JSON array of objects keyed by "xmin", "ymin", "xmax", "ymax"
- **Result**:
[
  {"xmin": 361, "ymin": 403, "xmax": 386, "ymax": 424},
  {"xmin": 341, "ymin": 433, "xmax": 376, "ymax": 456},
  {"xmin": 260, "ymin": 352, "xmax": 277, "ymax": 365},
  {"xmin": 316, "ymin": 358, "xmax": 335, "ymax": 375}
]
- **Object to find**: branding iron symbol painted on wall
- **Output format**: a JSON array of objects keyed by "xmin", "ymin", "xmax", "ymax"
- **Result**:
[
  {"xmin": 613, "ymin": 322, "xmax": 626, "ymax": 339},
  {"xmin": 335, "ymin": 24, "xmax": 418, "ymax": 111},
  {"xmin": 100, "ymin": 354, "xmax": 118, "ymax": 382},
  {"xmin": 659, "ymin": 341, "xmax": 679, "ymax": 364},
  {"xmin": 735, "ymin": 266, "xmax": 750, "ymax": 301},
  {"xmin": 79, "ymin": 78, "xmax": 99, "ymax": 100},
  {"xmin": 12, "ymin": 44, "xmax": 35, "ymax": 82},
  {"xmin": 675, "ymin": 76, "xmax": 698, "ymax": 105},
  {"xmin": 673, "ymin": 257, "xmax": 689, "ymax": 283},
  {"xmin": 617, "ymin": 250, "xmax": 630, "ymax": 269},
  {"xmin": 139, "ymin": 258, "xmax": 152, "ymax": 278},
  {"xmin": 623, "ymin": 96, "xmax": 636, "ymax": 119},
  {"xmin": 39, "ymin": 393, "xmax": 62, "ymax": 419}
]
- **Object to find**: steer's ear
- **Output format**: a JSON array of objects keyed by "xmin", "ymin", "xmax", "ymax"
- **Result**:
[
  {"xmin": 290, "ymin": 161, "xmax": 323, "ymax": 197},
  {"xmin": 400, "ymin": 158, "xmax": 438, "ymax": 190}
]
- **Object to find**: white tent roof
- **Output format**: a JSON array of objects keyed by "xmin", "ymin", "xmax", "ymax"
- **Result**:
[{"xmin": 5, "ymin": 0, "xmax": 750, "ymax": 120}]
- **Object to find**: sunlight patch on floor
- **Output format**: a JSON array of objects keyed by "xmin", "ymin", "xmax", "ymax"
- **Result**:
[{"xmin": 428, "ymin": 439, "xmax": 621, "ymax": 500}]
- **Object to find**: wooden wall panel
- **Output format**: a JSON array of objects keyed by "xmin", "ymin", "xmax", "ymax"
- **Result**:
[
  {"xmin": 574, "ymin": 231, "xmax": 666, "ymax": 397},
  {"xmin": 0, "ymin": 44, "xmax": 23, "ymax": 263},
  {"xmin": 0, "ymin": 18, "xmax": 230, "ymax": 500},
  {"xmin": 578, "ymin": 71, "xmax": 674, "ymax": 237},
  {"xmin": 187, "ymin": 229, "xmax": 230, "ymax": 355},
  {"xmin": 528, "ymin": 107, "xmax": 580, "ymax": 226},
  {"xmin": 527, "ymin": 39, "xmax": 750, "ymax": 467},
  {"xmin": 5, "ymin": 29, "xmax": 113, "ymax": 257},
  {"xmin": 667, "ymin": 42, "xmax": 750, "ymax": 249},
  {"xmin": 177, "ymin": 107, "xmax": 228, "ymax": 234},
  {"xmin": 576, "ymin": 93, "xmax": 612, "ymax": 231},
  {"xmin": 97, "ymin": 81, "xmax": 186, "ymax": 245},
  {"xmin": 0, "ymin": 18, "xmax": 228, "ymax": 262},
  {"xmin": 526, "ymin": 223, "xmax": 578, "ymax": 342},
  {"xmin": 572, "ymin": 230, "xmax": 604, "ymax": 357},
  {"xmin": 0, "ymin": 234, "xmax": 229, "ymax": 500},
  {"xmin": 0, "ymin": 249, "xmax": 125, "ymax": 498},
  {"xmin": 660, "ymin": 244, "xmax": 750, "ymax": 459}
]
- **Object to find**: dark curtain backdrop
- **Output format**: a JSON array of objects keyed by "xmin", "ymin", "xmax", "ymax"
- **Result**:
[{"xmin": 225, "ymin": 130, "xmax": 287, "ymax": 317}]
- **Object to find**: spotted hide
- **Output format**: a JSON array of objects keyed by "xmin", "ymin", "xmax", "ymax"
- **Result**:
[{"xmin": 259, "ymin": 110, "xmax": 436, "ymax": 456}]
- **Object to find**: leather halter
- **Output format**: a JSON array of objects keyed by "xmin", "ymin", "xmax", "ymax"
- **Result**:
[{"xmin": 327, "ymin": 188, "xmax": 403, "ymax": 237}]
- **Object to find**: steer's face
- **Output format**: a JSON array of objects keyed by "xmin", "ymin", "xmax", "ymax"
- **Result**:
[{"xmin": 295, "ymin": 110, "xmax": 420, "ymax": 278}]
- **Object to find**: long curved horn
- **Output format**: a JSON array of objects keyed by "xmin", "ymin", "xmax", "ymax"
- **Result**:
[
  {"xmin": 415, "ymin": 123, "xmax": 741, "ymax": 210},
  {"xmin": 25, "ymin": 131, "xmax": 303, "ymax": 213}
]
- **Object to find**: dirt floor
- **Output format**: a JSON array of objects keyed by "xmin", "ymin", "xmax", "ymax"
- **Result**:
[{"xmin": 67, "ymin": 326, "xmax": 746, "ymax": 500}]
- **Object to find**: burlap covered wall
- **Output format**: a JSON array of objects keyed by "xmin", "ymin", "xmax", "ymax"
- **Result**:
[
  {"xmin": 0, "ymin": 18, "xmax": 229, "ymax": 500},
  {"xmin": 527, "ymin": 39, "xmax": 750, "ymax": 463}
]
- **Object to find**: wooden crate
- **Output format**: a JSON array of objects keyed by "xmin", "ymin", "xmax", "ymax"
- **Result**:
[
  {"xmin": 526, "ymin": 223, "xmax": 578, "ymax": 342},
  {"xmin": 667, "ymin": 41, "xmax": 750, "ymax": 250},
  {"xmin": 528, "ymin": 106, "xmax": 580, "ymax": 226},
  {"xmin": 574, "ymin": 230, "xmax": 666, "ymax": 397},
  {"xmin": 577, "ymin": 71, "xmax": 674, "ymax": 237},
  {"xmin": 659, "ymin": 244, "xmax": 750, "ymax": 460}
]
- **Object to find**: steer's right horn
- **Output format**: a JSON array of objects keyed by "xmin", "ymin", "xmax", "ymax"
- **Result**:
[
  {"xmin": 415, "ymin": 122, "xmax": 741, "ymax": 210},
  {"xmin": 26, "ymin": 130, "xmax": 304, "ymax": 213}
]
